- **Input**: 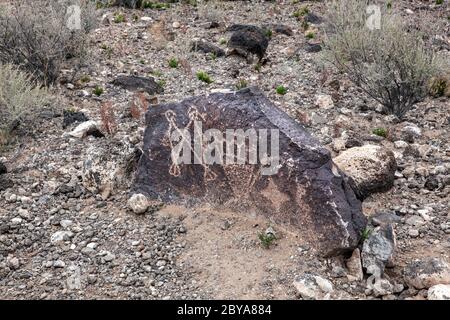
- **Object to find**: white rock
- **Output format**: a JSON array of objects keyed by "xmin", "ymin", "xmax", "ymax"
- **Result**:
[
  {"xmin": 128, "ymin": 193, "xmax": 149, "ymax": 214},
  {"xmin": 7, "ymin": 256, "xmax": 20, "ymax": 270},
  {"xmin": 53, "ymin": 260, "xmax": 66, "ymax": 268},
  {"xmin": 60, "ymin": 219, "xmax": 73, "ymax": 228},
  {"xmin": 394, "ymin": 140, "xmax": 409, "ymax": 149},
  {"xmin": 293, "ymin": 273, "xmax": 333, "ymax": 300},
  {"xmin": 346, "ymin": 248, "xmax": 364, "ymax": 281},
  {"xmin": 66, "ymin": 120, "xmax": 101, "ymax": 139},
  {"xmin": 428, "ymin": 284, "xmax": 450, "ymax": 300},
  {"xmin": 50, "ymin": 231, "xmax": 74, "ymax": 244}
]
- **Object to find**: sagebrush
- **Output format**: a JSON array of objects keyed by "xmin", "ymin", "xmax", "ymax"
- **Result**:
[
  {"xmin": 0, "ymin": 0, "xmax": 97, "ymax": 85},
  {"xmin": 0, "ymin": 64, "xmax": 52, "ymax": 143},
  {"xmin": 323, "ymin": 0, "xmax": 444, "ymax": 119}
]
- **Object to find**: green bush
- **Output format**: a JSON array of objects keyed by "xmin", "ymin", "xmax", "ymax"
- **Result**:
[
  {"xmin": 196, "ymin": 71, "xmax": 213, "ymax": 84},
  {"xmin": 0, "ymin": 64, "xmax": 52, "ymax": 143}
]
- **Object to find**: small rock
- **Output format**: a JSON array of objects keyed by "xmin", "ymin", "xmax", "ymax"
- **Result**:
[
  {"xmin": 128, "ymin": 193, "xmax": 149, "ymax": 214},
  {"xmin": 7, "ymin": 256, "xmax": 20, "ymax": 270},
  {"xmin": 53, "ymin": 260, "xmax": 66, "ymax": 268},
  {"xmin": 346, "ymin": 248, "xmax": 364, "ymax": 281},
  {"xmin": 405, "ymin": 216, "xmax": 425, "ymax": 227},
  {"xmin": 408, "ymin": 229, "xmax": 419, "ymax": 238},
  {"xmin": 0, "ymin": 161, "xmax": 7, "ymax": 175},
  {"xmin": 315, "ymin": 94, "xmax": 334, "ymax": 109},
  {"xmin": 50, "ymin": 231, "xmax": 74, "ymax": 244},
  {"xmin": 428, "ymin": 284, "xmax": 450, "ymax": 300},
  {"xmin": 103, "ymin": 252, "xmax": 116, "ymax": 262},
  {"xmin": 66, "ymin": 120, "xmax": 102, "ymax": 139}
]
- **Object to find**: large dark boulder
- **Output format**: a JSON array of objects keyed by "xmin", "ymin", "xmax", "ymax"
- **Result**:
[{"xmin": 133, "ymin": 87, "xmax": 366, "ymax": 256}]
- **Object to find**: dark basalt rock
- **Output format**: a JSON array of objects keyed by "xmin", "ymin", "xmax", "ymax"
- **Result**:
[
  {"xmin": 111, "ymin": 75, "xmax": 163, "ymax": 95},
  {"xmin": 191, "ymin": 40, "xmax": 225, "ymax": 57},
  {"xmin": 0, "ymin": 177, "xmax": 13, "ymax": 191},
  {"xmin": 226, "ymin": 25, "xmax": 269, "ymax": 60},
  {"xmin": 133, "ymin": 87, "xmax": 366, "ymax": 256}
]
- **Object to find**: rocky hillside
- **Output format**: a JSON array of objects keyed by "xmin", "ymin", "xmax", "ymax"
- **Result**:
[{"xmin": 0, "ymin": 0, "xmax": 449, "ymax": 300}]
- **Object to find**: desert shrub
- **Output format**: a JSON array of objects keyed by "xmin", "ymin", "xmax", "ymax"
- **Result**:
[
  {"xmin": 0, "ymin": 0, "xmax": 97, "ymax": 86},
  {"xmin": 0, "ymin": 64, "xmax": 52, "ymax": 143},
  {"xmin": 323, "ymin": 0, "xmax": 443, "ymax": 119}
]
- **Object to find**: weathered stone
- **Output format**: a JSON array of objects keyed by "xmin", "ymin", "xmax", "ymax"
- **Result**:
[
  {"xmin": 404, "ymin": 258, "xmax": 450, "ymax": 289},
  {"xmin": 227, "ymin": 25, "xmax": 269, "ymax": 60},
  {"xmin": 133, "ymin": 87, "xmax": 366, "ymax": 256},
  {"xmin": 362, "ymin": 224, "xmax": 396, "ymax": 276},
  {"xmin": 82, "ymin": 141, "xmax": 137, "ymax": 196},
  {"xmin": 111, "ymin": 75, "xmax": 163, "ymax": 95},
  {"xmin": 428, "ymin": 284, "xmax": 450, "ymax": 300},
  {"xmin": 191, "ymin": 40, "xmax": 225, "ymax": 57},
  {"xmin": 128, "ymin": 193, "xmax": 149, "ymax": 214},
  {"xmin": 66, "ymin": 120, "xmax": 103, "ymax": 139},
  {"xmin": 333, "ymin": 145, "xmax": 397, "ymax": 199},
  {"xmin": 293, "ymin": 273, "xmax": 333, "ymax": 300}
]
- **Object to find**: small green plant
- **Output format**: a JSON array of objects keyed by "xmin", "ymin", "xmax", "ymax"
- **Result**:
[
  {"xmin": 386, "ymin": 1, "xmax": 392, "ymax": 9},
  {"xmin": 436, "ymin": 0, "xmax": 443, "ymax": 5},
  {"xmin": 236, "ymin": 79, "xmax": 248, "ymax": 90},
  {"xmin": 196, "ymin": 71, "xmax": 213, "ymax": 84},
  {"xmin": 293, "ymin": 6, "xmax": 309, "ymax": 18},
  {"xmin": 80, "ymin": 75, "xmax": 91, "ymax": 83},
  {"xmin": 168, "ymin": 57, "xmax": 179, "ymax": 68},
  {"xmin": 254, "ymin": 63, "xmax": 262, "ymax": 72},
  {"xmin": 361, "ymin": 227, "xmax": 372, "ymax": 241},
  {"xmin": 114, "ymin": 13, "xmax": 125, "ymax": 23},
  {"xmin": 306, "ymin": 32, "xmax": 315, "ymax": 39},
  {"xmin": 157, "ymin": 79, "xmax": 166, "ymax": 88},
  {"xmin": 139, "ymin": 59, "xmax": 145, "ymax": 65},
  {"xmin": 258, "ymin": 232, "xmax": 276, "ymax": 249},
  {"xmin": 93, "ymin": 86, "xmax": 104, "ymax": 96},
  {"xmin": 276, "ymin": 85, "xmax": 287, "ymax": 95},
  {"xmin": 372, "ymin": 127, "xmax": 388, "ymax": 138},
  {"xmin": 219, "ymin": 38, "xmax": 227, "ymax": 45},
  {"xmin": 265, "ymin": 29, "xmax": 273, "ymax": 39}
]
